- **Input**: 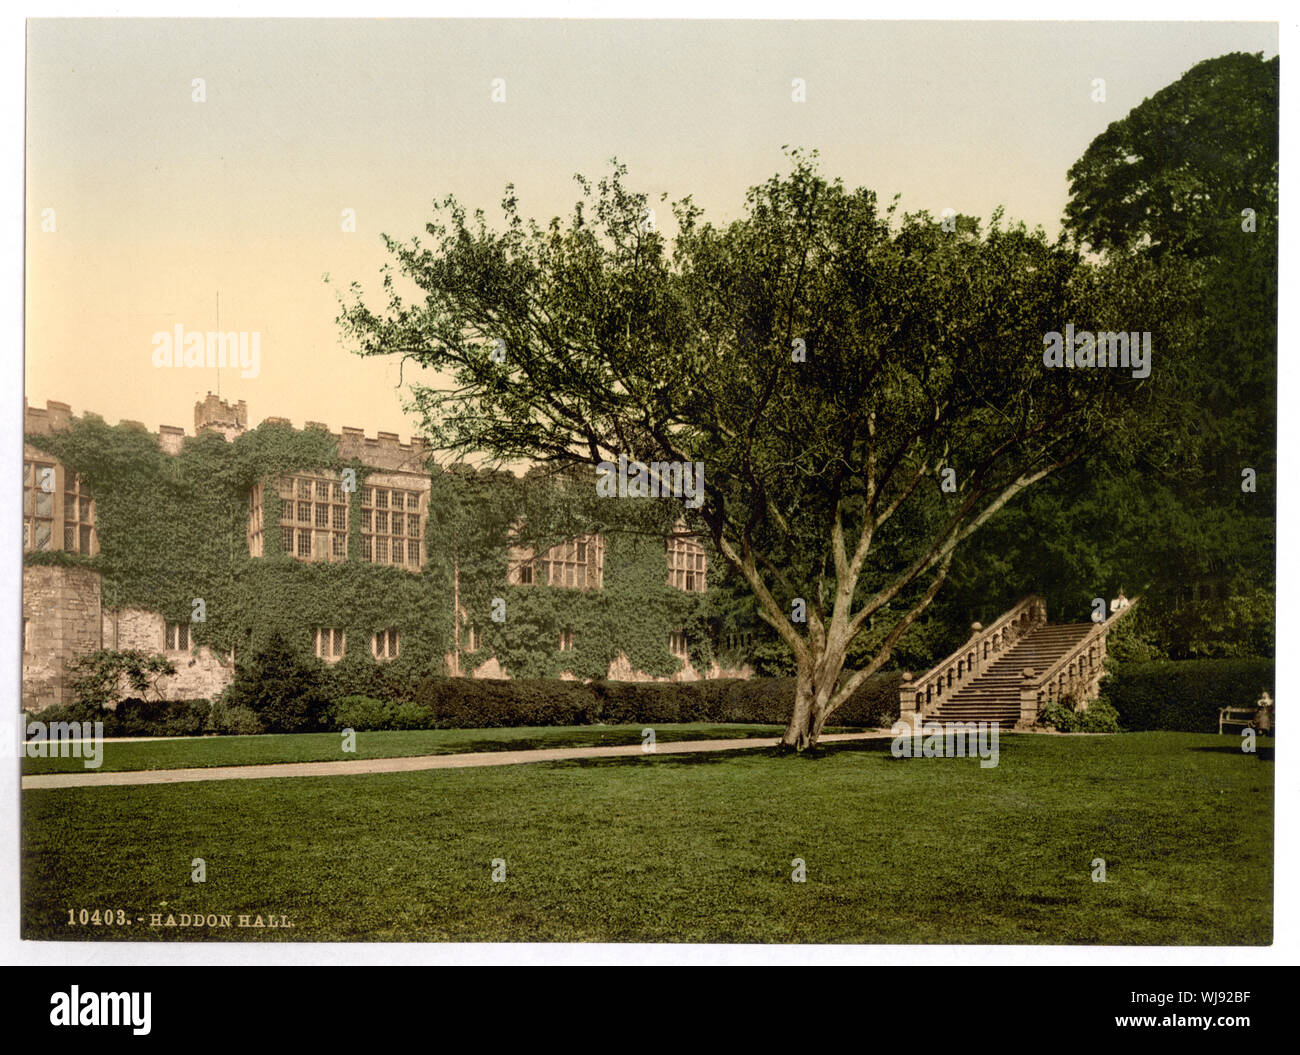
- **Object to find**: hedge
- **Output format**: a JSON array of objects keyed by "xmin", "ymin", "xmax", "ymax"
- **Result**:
[
  {"xmin": 1100, "ymin": 658, "xmax": 1274, "ymax": 732},
  {"xmin": 382, "ymin": 672, "xmax": 901, "ymax": 731},
  {"xmin": 24, "ymin": 698, "xmax": 217, "ymax": 739},
  {"xmin": 25, "ymin": 673, "xmax": 904, "ymax": 738}
]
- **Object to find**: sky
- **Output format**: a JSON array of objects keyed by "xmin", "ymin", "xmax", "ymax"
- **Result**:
[{"xmin": 24, "ymin": 18, "xmax": 1279, "ymax": 441}]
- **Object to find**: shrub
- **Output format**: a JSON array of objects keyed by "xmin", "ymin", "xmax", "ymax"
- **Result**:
[
  {"xmin": 1101, "ymin": 658, "xmax": 1274, "ymax": 732},
  {"xmin": 66, "ymin": 649, "xmax": 177, "ymax": 711},
  {"xmin": 331, "ymin": 695, "xmax": 399, "ymax": 731},
  {"xmin": 208, "ymin": 699, "xmax": 266, "ymax": 736},
  {"xmin": 1039, "ymin": 700, "xmax": 1078, "ymax": 731},
  {"xmin": 720, "ymin": 679, "xmax": 796, "ymax": 723},
  {"xmin": 1040, "ymin": 697, "xmax": 1120, "ymax": 733},
  {"xmin": 25, "ymin": 701, "xmax": 104, "ymax": 731},
  {"xmin": 390, "ymin": 701, "xmax": 436, "ymax": 730},
  {"xmin": 392, "ymin": 674, "xmax": 900, "ymax": 730},
  {"xmin": 110, "ymin": 697, "xmax": 211, "ymax": 737},
  {"xmin": 27, "ymin": 698, "xmax": 214, "ymax": 738},
  {"xmin": 594, "ymin": 681, "xmax": 681, "ymax": 724},
  {"xmin": 222, "ymin": 631, "xmax": 331, "ymax": 733},
  {"xmin": 1075, "ymin": 698, "xmax": 1121, "ymax": 733},
  {"xmin": 834, "ymin": 671, "xmax": 903, "ymax": 727},
  {"xmin": 411, "ymin": 678, "xmax": 598, "ymax": 727}
]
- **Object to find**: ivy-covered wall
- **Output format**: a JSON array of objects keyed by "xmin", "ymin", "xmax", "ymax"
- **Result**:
[{"xmin": 24, "ymin": 413, "xmax": 744, "ymax": 697}]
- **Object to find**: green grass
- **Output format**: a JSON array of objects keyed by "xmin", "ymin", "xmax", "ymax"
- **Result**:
[
  {"xmin": 21, "ymin": 723, "xmax": 796, "ymax": 775},
  {"xmin": 22, "ymin": 731, "xmax": 1272, "ymax": 944}
]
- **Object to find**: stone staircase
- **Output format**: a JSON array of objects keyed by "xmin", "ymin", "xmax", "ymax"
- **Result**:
[
  {"xmin": 899, "ymin": 594, "xmax": 1139, "ymax": 729},
  {"xmin": 924, "ymin": 622, "xmax": 1094, "ymax": 725}
]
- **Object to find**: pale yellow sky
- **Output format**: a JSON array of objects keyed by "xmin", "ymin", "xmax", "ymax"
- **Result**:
[{"xmin": 25, "ymin": 19, "xmax": 1279, "ymax": 441}]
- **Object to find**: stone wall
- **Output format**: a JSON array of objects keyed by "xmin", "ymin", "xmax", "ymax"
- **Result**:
[
  {"xmin": 24, "ymin": 395, "xmax": 757, "ymax": 704},
  {"xmin": 21, "ymin": 565, "xmax": 103, "ymax": 712},
  {"xmin": 103, "ymin": 608, "xmax": 236, "ymax": 702}
]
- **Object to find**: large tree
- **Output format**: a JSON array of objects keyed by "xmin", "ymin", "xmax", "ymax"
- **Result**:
[
  {"xmin": 1050, "ymin": 51, "xmax": 1278, "ymax": 651},
  {"xmin": 339, "ymin": 153, "xmax": 1193, "ymax": 749},
  {"xmin": 1064, "ymin": 51, "xmax": 1278, "ymax": 260}
]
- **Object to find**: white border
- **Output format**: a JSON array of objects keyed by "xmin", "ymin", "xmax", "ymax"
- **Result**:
[{"xmin": 3, "ymin": 3, "xmax": 1294, "ymax": 968}]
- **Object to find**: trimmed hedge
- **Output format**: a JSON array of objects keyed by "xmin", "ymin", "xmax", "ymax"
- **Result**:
[
  {"xmin": 393, "ymin": 673, "xmax": 901, "ymax": 731},
  {"xmin": 25, "ymin": 673, "xmax": 904, "ymax": 738},
  {"xmin": 1101, "ymin": 658, "xmax": 1274, "ymax": 732},
  {"xmin": 25, "ymin": 698, "xmax": 217, "ymax": 738}
]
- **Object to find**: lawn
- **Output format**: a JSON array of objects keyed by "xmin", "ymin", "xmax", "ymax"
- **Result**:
[
  {"xmin": 21, "ymin": 731, "xmax": 1272, "ymax": 944},
  {"xmin": 21, "ymin": 723, "xmax": 794, "ymax": 775}
]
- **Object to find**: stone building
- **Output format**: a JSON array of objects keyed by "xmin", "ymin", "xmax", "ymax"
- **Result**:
[{"xmin": 21, "ymin": 395, "xmax": 751, "ymax": 711}]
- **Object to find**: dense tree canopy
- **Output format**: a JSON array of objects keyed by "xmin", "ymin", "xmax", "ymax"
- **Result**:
[
  {"xmin": 1042, "ymin": 49, "xmax": 1277, "ymax": 657},
  {"xmin": 1064, "ymin": 51, "xmax": 1278, "ymax": 259},
  {"xmin": 340, "ymin": 151, "xmax": 1197, "ymax": 748}
]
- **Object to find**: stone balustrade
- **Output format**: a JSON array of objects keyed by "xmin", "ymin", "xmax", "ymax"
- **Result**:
[
  {"xmin": 900, "ymin": 595, "xmax": 1047, "ymax": 722},
  {"xmin": 1016, "ymin": 597, "xmax": 1141, "ymax": 727}
]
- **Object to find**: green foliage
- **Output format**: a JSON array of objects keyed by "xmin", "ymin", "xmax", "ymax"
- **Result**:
[
  {"xmin": 435, "ymin": 463, "xmax": 718, "ymax": 681},
  {"xmin": 26, "ymin": 415, "xmax": 723, "ymax": 696},
  {"xmin": 339, "ymin": 150, "xmax": 1194, "ymax": 752},
  {"xmin": 329, "ymin": 696, "xmax": 437, "ymax": 732},
  {"xmin": 207, "ymin": 699, "xmax": 266, "ymax": 736},
  {"xmin": 112, "ymin": 698, "xmax": 211, "ymax": 737},
  {"xmin": 932, "ymin": 53, "xmax": 1279, "ymax": 660},
  {"xmin": 316, "ymin": 673, "xmax": 902, "ymax": 731},
  {"xmin": 223, "ymin": 632, "xmax": 331, "ymax": 733},
  {"xmin": 1106, "ymin": 588, "xmax": 1274, "ymax": 661},
  {"xmin": 1064, "ymin": 52, "xmax": 1278, "ymax": 259},
  {"xmin": 1039, "ymin": 697, "xmax": 1120, "ymax": 733},
  {"xmin": 1101, "ymin": 658, "xmax": 1274, "ymax": 732},
  {"xmin": 27, "ymin": 698, "xmax": 213, "ymax": 738},
  {"xmin": 24, "ymin": 701, "xmax": 106, "ymax": 729},
  {"xmin": 67, "ymin": 649, "xmax": 176, "ymax": 710}
]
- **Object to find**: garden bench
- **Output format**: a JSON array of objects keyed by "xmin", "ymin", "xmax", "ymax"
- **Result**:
[
  {"xmin": 1219, "ymin": 693, "xmax": 1274, "ymax": 735},
  {"xmin": 1218, "ymin": 706, "xmax": 1258, "ymax": 734}
]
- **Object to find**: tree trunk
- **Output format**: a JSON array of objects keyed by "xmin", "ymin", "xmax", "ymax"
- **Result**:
[
  {"xmin": 781, "ymin": 674, "xmax": 818, "ymax": 751},
  {"xmin": 781, "ymin": 651, "xmax": 845, "ymax": 751}
]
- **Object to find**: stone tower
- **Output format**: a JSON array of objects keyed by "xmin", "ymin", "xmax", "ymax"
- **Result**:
[{"xmin": 194, "ymin": 393, "xmax": 248, "ymax": 441}]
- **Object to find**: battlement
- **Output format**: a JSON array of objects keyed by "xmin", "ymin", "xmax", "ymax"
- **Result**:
[
  {"xmin": 327, "ymin": 423, "xmax": 428, "ymax": 472},
  {"xmin": 195, "ymin": 392, "xmax": 248, "ymax": 440},
  {"xmin": 25, "ymin": 398, "xmax": 192, "ymax": 453},
  {"xmin": 24, "ymin": 399, "xmax": 74, "ymax": 435},
  {"xmin": 259, "ymin": 415, "xmax": 427, "ymax": 471},
  {"xmin": 26, "ymin": 397, "xmax": 431, "ymax": 473}
]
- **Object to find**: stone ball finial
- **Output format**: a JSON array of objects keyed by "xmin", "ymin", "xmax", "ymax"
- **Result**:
[
  {"xmin": 902, "ymin": 671, "xmax": 913, "ymax": 682},
  {"xmin": 971, "ymin": 622, "xmax": 983, "ymax": 633},
  {"xmin": 1022, "ymin": 667, "xmax": 1036, "ymax": 678}
]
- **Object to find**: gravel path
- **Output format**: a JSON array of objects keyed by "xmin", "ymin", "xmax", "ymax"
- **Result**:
[{"xmin": 21, "ymin": 731, "xmax": 894, "ymax": 790}]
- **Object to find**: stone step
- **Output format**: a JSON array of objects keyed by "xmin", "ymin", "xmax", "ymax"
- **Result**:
[{"xmin": 913, "ymin": 619, "xmax": 1102, "ymax": 724}]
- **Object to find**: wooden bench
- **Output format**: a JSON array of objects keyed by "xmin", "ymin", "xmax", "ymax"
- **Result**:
[
  {"xmin": 1221, "ymin": 692, "xmax": 1274, "ymax": 736},
  {"xmin": 1219, "ymin": 706, "xmax": 1258, "ymax": 734}
]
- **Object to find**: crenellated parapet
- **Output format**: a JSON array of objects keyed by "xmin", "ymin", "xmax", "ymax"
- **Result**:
[
  {"xmin": 194, "ymin": 392, "xmax": 248, "ymax": 440},
  {"xmin": 26, "ymin": 396, "xmax": 431, "ymax": 472},
  {"xmin": 23, "ymin": 399, "xmax": 75, "ymax": 435}
]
